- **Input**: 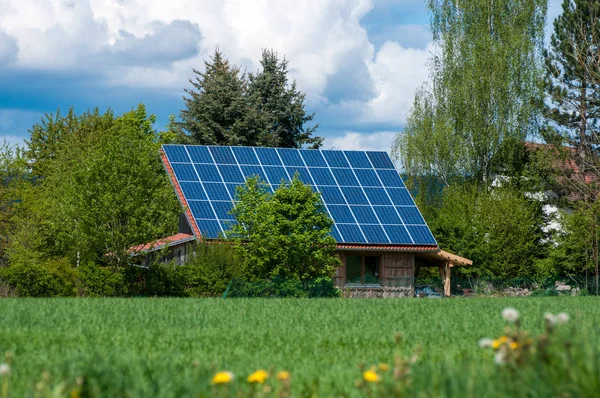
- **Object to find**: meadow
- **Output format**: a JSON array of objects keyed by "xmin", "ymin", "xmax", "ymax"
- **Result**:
[{"xmin": 1, "ymin": 297, "xmax": 599, "ymax": 397}]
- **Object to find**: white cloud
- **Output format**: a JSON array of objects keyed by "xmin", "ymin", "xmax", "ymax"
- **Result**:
[
  {"xmin": 0, "ymin": 31, "xmax": 18, "ymax": 65},
  {"xmin": 323, "ymin": 131, "xmax": 397, "ymax": 152},
  {"xmin": 0, "ymin": 0, "xmax": 433, "ymax": 139}
]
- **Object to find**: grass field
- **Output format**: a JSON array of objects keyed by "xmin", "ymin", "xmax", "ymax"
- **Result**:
[{"xmin": 1, "ymin": 297, "xmax": 600, "ymax": 397}]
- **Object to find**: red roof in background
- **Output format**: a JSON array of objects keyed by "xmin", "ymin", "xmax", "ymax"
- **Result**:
[
  {"xmin": 129, "ymin": 233, "xmax": 195, "ymax": 254},
  {"xmin": 525, "ymin": 142, "xmax": 595, "ymax": 184},
  {"xmin": 336, "ymin": 244, "xmax": 439, "ymax": 252},
  {"xmin": 160, "ymin": 150, "xmax": 203, "ymax": 241}
]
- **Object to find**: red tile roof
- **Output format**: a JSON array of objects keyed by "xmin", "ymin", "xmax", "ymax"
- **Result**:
[
  {"xmin": 129, "ymin": 233, "xmax": 195, "ymax": 254},
  {"xmin": 160, "ymin": 150, "xmax": 203, "ymax": 241}
]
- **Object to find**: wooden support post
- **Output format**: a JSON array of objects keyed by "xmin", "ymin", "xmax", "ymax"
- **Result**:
[{"xmin": 444, "ymin": 262, "xmax": 451, "ymax": 297}]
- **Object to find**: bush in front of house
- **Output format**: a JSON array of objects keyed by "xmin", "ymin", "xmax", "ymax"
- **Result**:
[
  {"xmin": 0, "ymin": 258, "xmax": 77, "ymax": 297},
  {"xmin": 225, "ymin": 276, "xmax": 340, "ymax": 298},
  {"xmin": 76, "ymin": 262, "xmax": 127, "ymax": 297}
]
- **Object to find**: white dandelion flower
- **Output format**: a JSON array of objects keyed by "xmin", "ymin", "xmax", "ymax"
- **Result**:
[
  {"xmin": 0, "ymin": 363, "xmax": 10, "ymax": 376},
  {"xmin": 556, "ymin": 312, "xmax": 570, "ymax": 324},
  {"xmin": 502, "ymin": 307, "xmax": 519, "ymax": 323},
  {"xmin": 494, "ymin": 351, "xmax": 506, "ymax": 365},
  {"xmin": 544, "ymin": 312, "xmax": 557, "ymax": 326},
  {"xmin": 479, "ymin": 338, "xmax": 494, "ymax": 348}
]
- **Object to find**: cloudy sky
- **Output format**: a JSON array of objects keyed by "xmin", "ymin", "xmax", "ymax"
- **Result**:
[{"xmin": 0, "ymin": 0, "xmax": 562, "ymax": 151}]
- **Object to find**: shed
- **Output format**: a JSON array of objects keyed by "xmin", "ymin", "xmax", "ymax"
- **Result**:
[{"xmin": 151, "ymin": 144, "xmax": 473, "ymax": 297}]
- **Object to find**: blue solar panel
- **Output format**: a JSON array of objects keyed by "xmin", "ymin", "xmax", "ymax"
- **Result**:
[
  {"xmin": 331, "ymin": 168, "xmax": 359, "ymax": 186},
  {"xmin": 341, "ymin": 187, "xmax": 369, "ymax": 205},
  {"xmin": 218, "ymin": 165, "xmax": 245, "ymax": 183},
  {"xmin": 212, "ymin": 201, "xmax": 235, "ymax": 220},
  {"xmin": 286, "ymin": 167, "xmax": 314, "ymax": 185},
  {"xmin": 376, "ymin": 170, "xmax": 405, "ymax": 188},
  {"xmin": 196, "ymin": 219, "xmax": 223, "ymax": 239},
  {"xmin": 187, "ymin": 146, "xmax": 212, "ymax": 164},
  {"xmin": 232, "ymin": 146, "xmax": 259, "ymax": 165},
  {"xmin": 373, "ymin": 206, "xmax": 401, "ymax": 224},
  {"xmin": 164, "ymin": 145, "xmax": 190, "ymax": 163},
  {"xmin": 364, "ymin": 188, "xmax": 392, "ymax": 205},
  {"xmin": 188, "ymin": 201, "xmax": 216, "ymax": 219},
  {"xmin": 328, "ymin": 205, "xmax": 355, "ymax": 223},
  {"xmin": 322, "ymin": 150, "xmax": 350, "ymax": 167},
  {"xmin": 277, "ymin": 148, "xmax": 305, "ymax": 166},
  {"xmin": 171, "ymin": 163, "xmax": 198, "ymax": 181},
  {"xmin": 345, "ymin": 151, "xmax": 372, "ymax": 168},
  {"xmin": 387, "ymin": 188, "xmax": 413, "ymax": 205},
  {"xmin": 263, "ymin": 166, "xmax": 289, "ymax": 186},
  {"xmin": 337, "ymin": 224, "xmax": 366, "ymax": 243},
  {"xmin": 226, "ymin": 183, "xmax": 244, "ymax": 199},
  {"xmin": 406, "ymin": 225, "xmax": 436, "ymax": 244},
  {"xmin": 355, "ymin": 169, "xmax": 382, "ymax": 187},
  {"xmin": 254, "ymin": 147, "xmax": 282, "ymax": 165},
  {"xmin": 309, "ymin": 168, "xmax": 337, "ymax": 185},
  {"xmin": 361, "ymin": 224, "xmax": 389, "ymax": 243},
  {"xmin": 367, "ymin": 151, "xmax": 395, "ymax": 169},
  {"xmin": 397, "ymin": 206, "xmax": 425, "ymax": 224},
  {"xmin": 351, "ymin": 206, "xmax": 379, "ymax": 224},
  {"xmin": 300, "ymin": 150, "xmax": 328, "ymax": 167},
  {"xmin": 162, "ymin": 144, "xmax": 436, "ymax": 246},
  {"xmin": 240, "ymin": 165, "xmax": 267, "ymax": 181},
  {"xmin": 318, "ymin": 186, "xmax": 346, "ymax": 205},
  {"xmin": 180, "ymin": 182, "xmax": 207, "ymax": 200},
  {"xmin": 203, "ymin": 183, "xmax": 230, "ymax": 201},
  {"xmin": 209, "ymin": 146, "xmax": 236, "ymax": 164},
  {"xmin": 384, "ymin": 225, "xmax": 413, "ymax": 244}
]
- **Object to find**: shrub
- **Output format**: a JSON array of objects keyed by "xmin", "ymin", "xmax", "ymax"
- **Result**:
[
  {"xmin": 0, "ymin": 258, "xmax": 76, "ymax": 297},
  {"xmin": 123, "ymin": 263, "xmax": 187, "ymax": 297},
  {"xmin": 180, "ymin": 243, "xmax": 244, "ymax": 297},
  {"xmin": 226, "ymin": 276, "xmax": 339, "ymax": 298},
  {"xmin": 76, "ymin": 263, "xmax": 126, "ymax": 297}
]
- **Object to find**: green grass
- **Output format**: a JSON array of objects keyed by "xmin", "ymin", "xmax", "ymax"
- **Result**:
[{"xmin": 1, "ymin": 297, "xmax": 599, "ymax": 397}]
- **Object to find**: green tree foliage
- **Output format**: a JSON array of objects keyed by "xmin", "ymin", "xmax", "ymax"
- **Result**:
[
  {"xmin": 7, "ymin": 105, "xmax": 180, "ymax": 269},
  {"xmin": 180, "ymin": 49, "xmax": 322, "ymax": 148},
  {"xmin": 395, "ymin": 0, "xmax": 547, "ymax": 186},
  {"xmin": 228, "ymin": 175, "xmax": 340, "ymax": 282},
  {"xmin": 432, "ymin": 184, "xmax": 549, "ymax": 278}
]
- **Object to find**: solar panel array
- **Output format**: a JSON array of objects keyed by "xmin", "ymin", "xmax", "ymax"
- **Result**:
[{"xmin": 162, "ymin": 145, "xmax": 437, "ymax": 246}]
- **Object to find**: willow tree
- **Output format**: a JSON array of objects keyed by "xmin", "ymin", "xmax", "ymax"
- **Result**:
[{"xmin": 394, "ymin": 0, "xmax": 548, "ymax": 189}]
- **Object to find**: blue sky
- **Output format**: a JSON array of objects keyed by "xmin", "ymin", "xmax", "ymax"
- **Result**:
[{"xmin": 0, "ymin": 0, "xmax": 562, "ymax": 151}]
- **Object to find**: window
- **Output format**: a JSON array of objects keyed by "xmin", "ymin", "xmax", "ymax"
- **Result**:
[{"xmin": 345, "ymin": 255, "xmax": 381, "ymax": 285}]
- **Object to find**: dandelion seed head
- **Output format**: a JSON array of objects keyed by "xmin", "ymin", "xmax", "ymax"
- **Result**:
[
  {"xmin": 502, "ymin": 308, "xmax": 519, "ymax": 323},
  {"xmin": 544, "ymin": 312, "xmax": 557, "ymax": 326},
  {"xmin": 0, "ymin": 363, "xmax": 9, "ymax": 376},
  {"xmin": 556, "ymin": 312, "xmax": 570, "ymax": 324},
  {"xmin": 494, "ymin": 351, "xmax": 506, "ymax": 365},
  {"xmin": 478, "ymin": 338, "xmax": 493, "ymax": 348}
]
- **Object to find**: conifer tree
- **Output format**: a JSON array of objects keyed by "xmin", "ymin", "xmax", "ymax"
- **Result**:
[
  {"xmin": 179, "ymin": 50, "xmax": 250, "ymax": 145},
  {"xmin": 247, "ymin": 50, "xmax": 322, "ymax": 149}
]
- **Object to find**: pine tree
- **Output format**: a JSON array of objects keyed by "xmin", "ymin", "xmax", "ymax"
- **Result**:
[
  {"xmin": 545, "ymin": 0, "xmax": 600, "ymax": 178},
  {"xmin": 247, "ymin": 50, "xmax": 322, "ymax": 149},
  {"xmin": 179, "ymin": 50, "xmax": 250, "ymax": 145}
]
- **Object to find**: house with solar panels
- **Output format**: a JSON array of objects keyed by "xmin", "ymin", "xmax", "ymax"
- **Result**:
[{"xmin": 149, "ymin": 144, "xmax": 471, "ymax": 297}]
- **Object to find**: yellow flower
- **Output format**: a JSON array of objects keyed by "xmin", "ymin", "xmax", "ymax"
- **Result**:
[
  {"xmin": 378, "ymin": 363, "xmax": 389, "ymax": 372},
  {"xmin": 276, "ymin": 371, "xmax": 290, "ymax": 381},
  {"xmin": 491, "ymin": 340, "xmax": 501, "ymax": 350},
  {"xmin": 498, "ymin": 336, "xmax": 509, "ymax": 344},
  {"xmin": 212, "ymin": 371, "xmax": 234, "ymax": 385},
  {"xmin": 509, "ymin": 342, "xmax": 519, "ymax": 350},
  {"xmin": 247, "ymin": 369, "xmax": 268, "ymax": 384},
  {"xmin": 363, "ymin": 370, "xmax": 380, "ymax": 383}
]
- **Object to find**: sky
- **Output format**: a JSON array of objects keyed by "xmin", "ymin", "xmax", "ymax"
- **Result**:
[{"xmin": 0, "ymin": 0, "xmax": 563, "ymax": 152}]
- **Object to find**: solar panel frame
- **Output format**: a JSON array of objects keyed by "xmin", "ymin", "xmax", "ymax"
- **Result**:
[{"xmin": 162, "ymin": 145, "xmax": 436, "ymax": 246}]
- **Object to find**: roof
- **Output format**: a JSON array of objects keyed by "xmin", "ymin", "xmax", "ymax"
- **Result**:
[
  {"xmin": 128, "ymin": 233, "xmax": 195, "ymax": 254},
  {"xmin": 525, "ymin": 142, "xmax": 596, "ymax": 185},
  {"xmin": 416, "ymin": 250, "xmax": 473, "ymax": 266},
  {"xmin": 160, "ymin": 145, "xmax": 438, "ymax": 247}
]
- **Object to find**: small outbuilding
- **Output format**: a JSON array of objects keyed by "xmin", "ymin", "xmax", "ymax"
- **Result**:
[{"xmin": 141, "ymin": 144, "xmax": 473, "ymax": 297}]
